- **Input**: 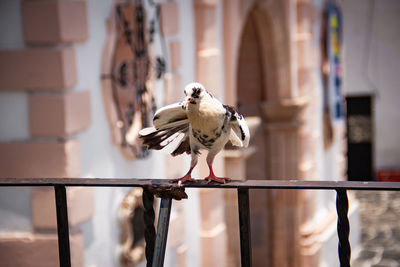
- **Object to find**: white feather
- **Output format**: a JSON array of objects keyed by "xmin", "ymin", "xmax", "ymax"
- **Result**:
[
  {"xmin": 230, "ymin": 116, "xmax": 250, "ymax": 148},
  {"xmin": 139, "ymin": 126, "xmax": 157, "ymax": 136},
  {"xmin": 229, "ymin": 130, "xmax": 243, "ymax": 147},
  {"xmin": 153, "ymin": 102, "xmax": 187, "ymax": 130},
  {"xmin": 156, "ymin": 119, "xmax": 189, "ymax": 131}
]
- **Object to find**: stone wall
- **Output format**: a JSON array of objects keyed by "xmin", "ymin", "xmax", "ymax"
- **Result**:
[{"xmin": 0, "ymin": 0, "xmax": 93, "ymax": 266}]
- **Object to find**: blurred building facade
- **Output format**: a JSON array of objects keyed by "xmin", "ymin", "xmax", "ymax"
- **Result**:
[
  {"xmin": 343, "ymin": 0, "xmax": 400, "ymax": 181},
  {"xmin": 0, "ymin": 0, "xmax": 363, "ymax": 267}
]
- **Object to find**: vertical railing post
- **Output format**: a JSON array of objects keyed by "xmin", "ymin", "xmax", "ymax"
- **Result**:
[
  {"xmin": 238, "ymin": 188, "xmax": 252, "ymax": 267},
  {"xmin": 152, "ymin": 198, "xmax": 173, "ymax": 267},
  {"xmin": 143, "ymin": 188, "xmax": 156, "ymax": 267},
  {"xmin": 54, "ymin": 185, "xmax": 71, "ymax": 267},
  {"xmin": 336, "ymin": 189, "xmax": 351, "ymax": 267}
]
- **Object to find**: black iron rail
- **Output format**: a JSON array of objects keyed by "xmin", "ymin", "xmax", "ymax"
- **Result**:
[
  {"xmin": 336, "ymin": 189, "xmax": 351, "ymax": 267},
  {"xmin": 1, "ymin": 177, "xmax": 400, "ymax": 190},
  {"xmin": 54, "ymin": 185, "xmax": 71, "ymax": 267},
  {"xmin": 238, "ymin": 188, "xmax": 252, "ymax": 267},
  {"xmin": 152, "ymin": 198, "xmax": 172, "ymax": 266},
  {"xmin": 143, "ymin": 188, "xmax": 156, "ymax": 267},
  {"xmin": 1, "ymin": 178, "xmax": 400, "ymax": 267}
]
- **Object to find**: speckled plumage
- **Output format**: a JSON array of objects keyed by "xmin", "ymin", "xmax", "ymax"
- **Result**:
[{"xmin": 139, "ymin": 82, "xmax": 250, "ymax": 183}]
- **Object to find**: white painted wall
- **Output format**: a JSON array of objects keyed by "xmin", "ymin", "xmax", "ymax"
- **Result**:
[
  {"xmin": 343, "ymin": 0, "xmax": 400, "ymax": 170},
  {"xmin": 309, "ymin": 0, "xmax": 345, "ymax": 211},
  {"xmin": 0, "ymin": 0, "xmax": 32, "ymax": 234},
  {"xmin": 0, "ymin": 0, "xmax": 28, "ymax": 141},
  {"xmin": 306, "ymin": 2, "xmax": 360, "ymax": 266}
]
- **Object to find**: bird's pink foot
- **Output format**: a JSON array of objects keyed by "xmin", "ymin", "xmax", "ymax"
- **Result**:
[
  {"xmin": 204, "ymin": 174, "xmax": 231, "ymax": 184},
  {"xmin": 171, "ymin": 174, "xmax": 195, "ymax": 183}
]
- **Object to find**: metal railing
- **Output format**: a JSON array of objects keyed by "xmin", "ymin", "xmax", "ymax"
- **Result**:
[{"xmin": 1, "ymin": 177, "xmax": 400, "ymax": 267}]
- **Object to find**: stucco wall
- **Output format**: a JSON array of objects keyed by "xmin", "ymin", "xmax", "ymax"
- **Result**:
[
  {"xmin": 344, "ymin": 0, "xmax": 400, "ymax": 170},
  {"xmin": 0, "ymin": 0, "xmax": 32, "ymax": 234}
]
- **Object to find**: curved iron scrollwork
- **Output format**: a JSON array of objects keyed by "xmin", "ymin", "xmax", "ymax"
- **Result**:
[
  {"xmin": 101, "ymin": 0, "xmax": 166, "ymax": 159},
  {"xmin": 119, "ymin": 188, "xmax": 147, "ymax": 266}
]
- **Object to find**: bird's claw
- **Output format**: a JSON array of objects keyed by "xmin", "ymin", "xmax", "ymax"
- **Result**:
[
  {"xmin": 204, "ymin": 175, "xmax": 231, "ymax": 184},
  {"xmin": 171, "ymin": 175, "xmax": 196, "ymax": 185}
]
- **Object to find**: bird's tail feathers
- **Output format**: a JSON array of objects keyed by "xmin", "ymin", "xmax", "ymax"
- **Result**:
[{"xmin": 139, "ymin": 124, "xmax": 190, "ymax": 156}]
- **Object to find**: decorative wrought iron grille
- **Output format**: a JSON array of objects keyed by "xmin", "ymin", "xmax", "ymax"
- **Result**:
[{"xmin": 101, "ymin": 0, "xmax": 165, "ymax": 159}]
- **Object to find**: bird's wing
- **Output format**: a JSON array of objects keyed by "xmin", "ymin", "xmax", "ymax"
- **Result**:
[
  {"xmin": 224, "ymin": 105, "xmax": 250, "ymax": 148},
  {"xmin": 152, "ymin": 102, "xmax": 188, "ymax": 130},
  {"xmin": 139, "ymin": 102, "xmax": 191, "ymax": 156}
]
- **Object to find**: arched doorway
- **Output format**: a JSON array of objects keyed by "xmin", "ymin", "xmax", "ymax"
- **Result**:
[
  {"xmin": 237, "ymin": 9, "xmax": 272, "ymax": 267},
  {"xmin": 236, "ymin": 5, "xmax": 305, "ymax": 267}
]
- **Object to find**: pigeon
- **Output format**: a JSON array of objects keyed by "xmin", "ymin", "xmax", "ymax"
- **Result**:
[{"xmin": 138, "ymin": 82, "xmax": 250, "ymax": 183}]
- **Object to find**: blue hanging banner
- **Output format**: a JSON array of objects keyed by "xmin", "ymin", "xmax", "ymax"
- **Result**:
[{"xmin": 326, "ymin": 1, "xmax": 345, "ymax": 120}]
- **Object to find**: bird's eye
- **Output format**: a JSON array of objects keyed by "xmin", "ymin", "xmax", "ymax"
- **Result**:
[{"xmin": 191, "ymin": 87, "xmax": 201, "ymax": 98}]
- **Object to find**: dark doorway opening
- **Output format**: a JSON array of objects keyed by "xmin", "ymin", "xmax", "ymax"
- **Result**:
[{"xmin": 346, "ymin": 95, "xmax": 374, "ymax": 181}]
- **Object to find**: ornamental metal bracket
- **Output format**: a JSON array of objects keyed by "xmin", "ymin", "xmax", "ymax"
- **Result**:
[{"xmin": 101, "ymin": 0, "xmax": 166, "ymax": 159}]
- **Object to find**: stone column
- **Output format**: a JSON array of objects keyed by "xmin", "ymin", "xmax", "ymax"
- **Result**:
[{"xmin": 261, "ymin": 97, "xmax": 308, "ymax": 267}]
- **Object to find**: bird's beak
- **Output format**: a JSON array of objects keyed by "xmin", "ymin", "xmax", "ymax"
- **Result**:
[{"xmin": 184, "ymin": 97, "xmax": 194, "ymax": 106}]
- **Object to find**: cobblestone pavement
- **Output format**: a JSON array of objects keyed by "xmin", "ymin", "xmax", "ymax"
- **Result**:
[{"xmin": 352, "ymin": 191, "xmax": 400, "ymax": 267}]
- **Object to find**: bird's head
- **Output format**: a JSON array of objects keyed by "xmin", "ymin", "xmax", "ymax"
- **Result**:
[{"xmin": 183, "ymin": 82, "xmax": 206, "ymax": 107}]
